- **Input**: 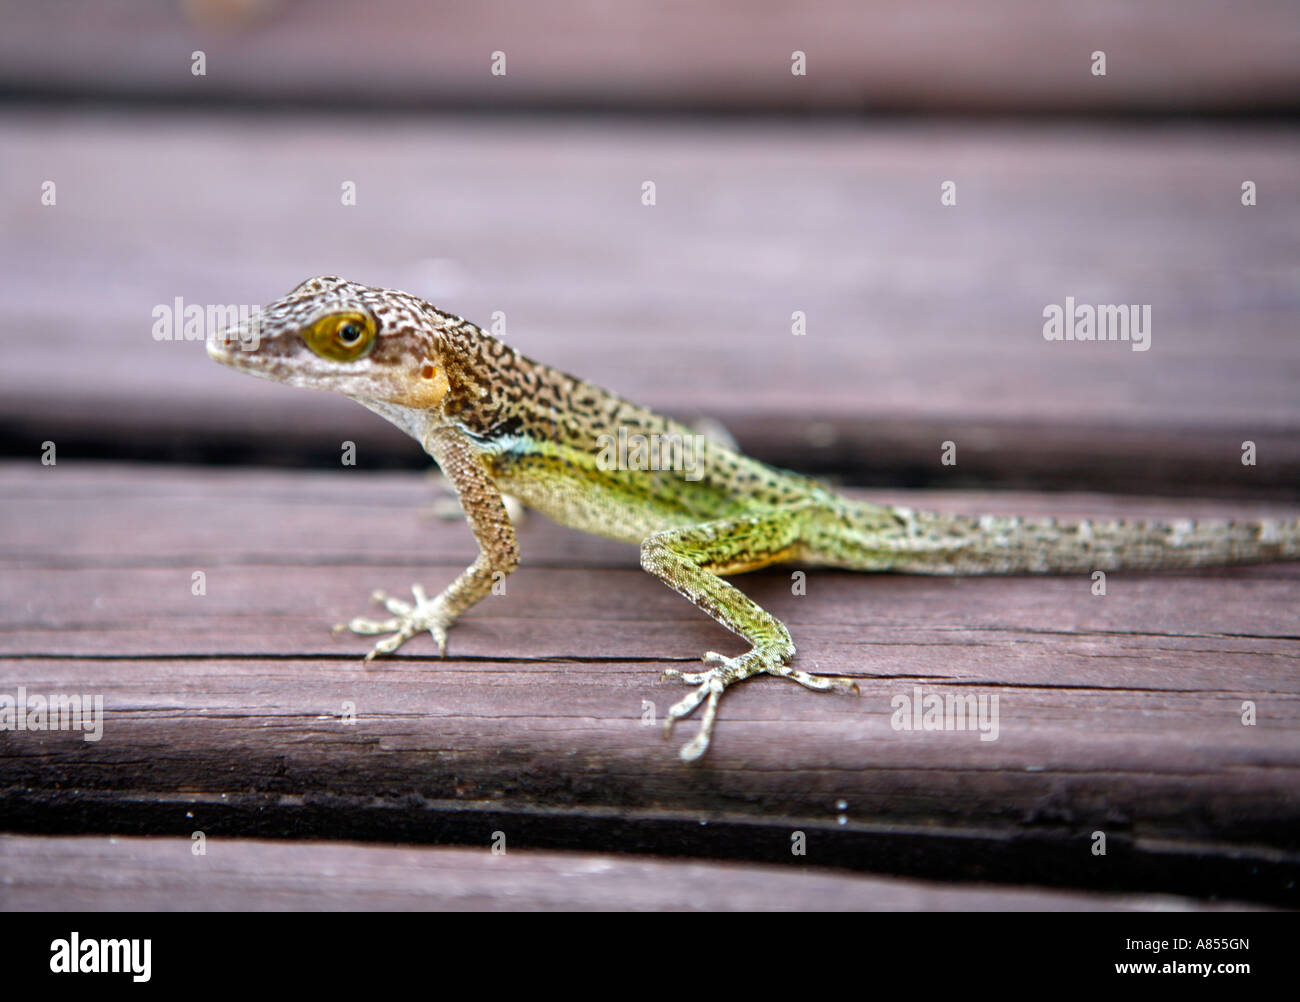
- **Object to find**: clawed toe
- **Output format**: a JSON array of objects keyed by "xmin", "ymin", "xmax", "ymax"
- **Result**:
[
  {"xmin": 663, "ymin": 677, "xmax": 723, "ymax": 761},
  {"xmin": 336, "ymin": 615, "xmax": 400, "ymax": 636},
  {"xmin": 775, "ymin": 665, "xmax": 859, "ymax": 694},
  {"xmin": 659, "ymin": 667, "xmax": 708, "ymax": 684},
  {"xmin": 659, "ymin": 649, "xmax": 858, "ymax": 761}
]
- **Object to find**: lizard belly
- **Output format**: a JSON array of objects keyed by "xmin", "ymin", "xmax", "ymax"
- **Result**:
[
  {"xmin": 490, "ymin": 456, "xmax": 738, "ymax": 544},
  {"xmin": 492, "ymin": 469, "xmax": 694, "ymax": 542}
]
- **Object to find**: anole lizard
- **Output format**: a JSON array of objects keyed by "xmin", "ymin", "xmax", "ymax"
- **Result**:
[{"xmin": 208, "ymin": 276, "xmax": 1300, "ymax": 760}]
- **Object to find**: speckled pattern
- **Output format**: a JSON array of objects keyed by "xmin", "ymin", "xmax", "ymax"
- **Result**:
[{"xmin": 209, "ymin": 277, "xmax": 1300, "ymax": 760}]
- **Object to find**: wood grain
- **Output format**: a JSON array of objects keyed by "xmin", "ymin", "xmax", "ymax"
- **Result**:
[
  {"xmin": 2, "ymin": 113, "xmax": 1297, "ymax": 495},
  {"xmin": 0, "ymin": 834, "xmax": 1259, "ymax": 911},
  {"xmin": 1, "ymin": 1, "xmax": 1296, "ymax": 113},
  {"xmin": 2, "ymin": 463, "xmax": 1297, "ymax": 903}
]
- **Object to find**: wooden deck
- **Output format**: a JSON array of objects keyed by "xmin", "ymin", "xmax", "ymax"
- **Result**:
[
  {"xmin": 2, "ymin": 113, "xmax": 1299, "ymax": 497},
  {"xmin": 0, "ymin": 835, "xmax": 1260, "ymax": 912},
  {"xmin": 2, "ymin": 463, "xmax": 1296, "ymax": 907},
  {"xmin": 3, "ymin": 0, "xmax": 1298, "ymax": 114},
  {"xmin": 2, "ymin": 9, "xmax": 1299, "ymax": 905}
]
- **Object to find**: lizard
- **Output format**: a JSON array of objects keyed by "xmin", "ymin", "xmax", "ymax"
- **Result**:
[{"xmin": 207, "ymin": 275, "xmax": 1300, "ymax": 761}]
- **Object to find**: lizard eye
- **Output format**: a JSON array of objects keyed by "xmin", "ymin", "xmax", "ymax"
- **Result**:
[{"xmin": 304, "ymin": 311, "xmax": 376, "ymax": 362}]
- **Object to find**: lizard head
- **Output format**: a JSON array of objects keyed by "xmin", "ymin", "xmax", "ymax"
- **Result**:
[{"xmin": 207, "ymin": 275, "xmax": 452, "ymax": 409}]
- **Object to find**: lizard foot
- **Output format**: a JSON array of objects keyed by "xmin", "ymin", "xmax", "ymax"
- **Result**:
[
  {"xmin": 660, "ymin": 648, "xmax": 859, "ymax": 761},
  {"xmin": 332, "ymin": 584, "xmax": 454, "ymax": 661}
]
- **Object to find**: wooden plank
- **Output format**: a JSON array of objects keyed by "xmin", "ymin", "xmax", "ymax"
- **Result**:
[
  {"xmin": 1, "ymin": 462, "xmax": 1298, "ymax": 902},
  {"xmin": 1, "ymin": 1, "xmax": 1297, "ymax": 113},
  {"xmin": 2, "ymin": 113, "xmax": 1298, "ymax": 495},
  {"xmin": 0, "ymin": 834, "xmax": 1259, "ymax": 911}
]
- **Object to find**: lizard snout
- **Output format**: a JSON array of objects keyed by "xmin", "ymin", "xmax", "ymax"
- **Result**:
[{"xmin": 207, "ymin": 321, "xmax": 261, "ymax": 363}]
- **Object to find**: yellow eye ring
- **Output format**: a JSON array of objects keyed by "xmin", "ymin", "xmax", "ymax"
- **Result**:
[{"xmin": 304, "ymin": 311, "xmax": 377, "ymax": 362}]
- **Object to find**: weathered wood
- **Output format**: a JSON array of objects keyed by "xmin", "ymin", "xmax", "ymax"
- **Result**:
[
  {"xmin": 0, "ymin": 834, "xmax": 1259, "ymax": 912},
  {"xmin": 1, "ymin": 463, "xmax": 1297, "ymax": 902},
  {"xmin": 1, "ymin": 1, "xmax": 1296, "ymax": 113},
  {"xmin": 2, "ymin": 114, "xmax": 1298, "ymax": 495}
]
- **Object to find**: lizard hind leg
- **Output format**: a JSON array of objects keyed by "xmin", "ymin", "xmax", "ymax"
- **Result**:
[{"xmin": 641, "ymin": 507, "xmax": 859, "ymax": 762}]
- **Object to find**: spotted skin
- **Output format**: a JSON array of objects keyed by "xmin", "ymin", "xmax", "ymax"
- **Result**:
[{"xmin": 209, "ymin": 276, "xmax": 1300, "ymax": 760}]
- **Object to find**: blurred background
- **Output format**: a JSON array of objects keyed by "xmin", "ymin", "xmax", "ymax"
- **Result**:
[{"xmin": 2, "ymin": 0, "xmax": 1298, "ymax": 494}]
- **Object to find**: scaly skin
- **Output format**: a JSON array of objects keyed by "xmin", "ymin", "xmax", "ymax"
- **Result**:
[{"xmin": 208, "ymin": 276, "xmax": 1300, "ymax": 760}]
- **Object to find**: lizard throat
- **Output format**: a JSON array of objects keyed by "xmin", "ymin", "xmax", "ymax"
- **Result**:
[{"xmin": 354, "ymin": 396, "xmax": 440, "ymax": 444}]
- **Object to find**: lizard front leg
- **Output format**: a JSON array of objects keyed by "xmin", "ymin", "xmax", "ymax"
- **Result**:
[
  {"xmin": 640, "ymin": 507, "xmax": 859, "ymax": 761},
  {"xmin": 336, "ymin": 425, "xmax": 518, "ymax": 660}
]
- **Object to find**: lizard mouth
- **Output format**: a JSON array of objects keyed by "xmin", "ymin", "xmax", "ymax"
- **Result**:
[
  {"xmin": 205, "ymin": 334, "xmax": 239, "ymax": 368},
  {"xmin": 206, "ymin": 324, "xmax": 259, "ymax": 368}
]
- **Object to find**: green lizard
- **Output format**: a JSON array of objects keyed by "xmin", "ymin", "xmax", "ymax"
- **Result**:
[{"xmin": 208, "ymin": 276, "xmax": 1300, "ymax": 761}]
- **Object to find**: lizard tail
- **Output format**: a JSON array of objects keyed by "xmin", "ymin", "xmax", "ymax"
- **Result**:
[{"xmin": 833, "ymin": 507, "xmax": 1300, "ymax": 575}]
